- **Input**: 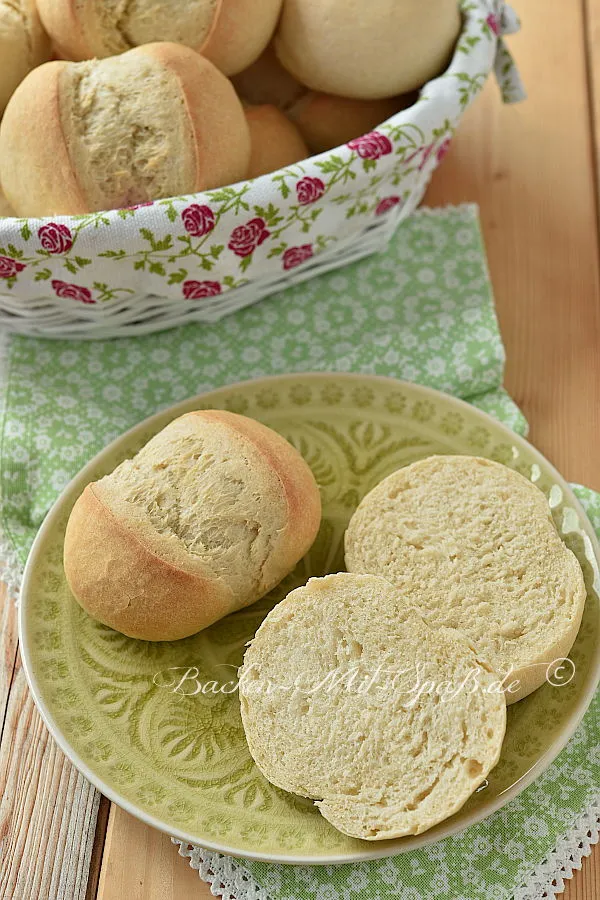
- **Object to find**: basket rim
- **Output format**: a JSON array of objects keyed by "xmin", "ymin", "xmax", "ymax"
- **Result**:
[{"xmin": 0, "ymin": 0, "xmax": 496, "ymax": 228}]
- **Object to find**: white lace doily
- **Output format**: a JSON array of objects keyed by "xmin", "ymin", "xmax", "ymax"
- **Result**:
[{"xmin": 175, "ymin": 798, "xmax": 600, "ymax": 900}]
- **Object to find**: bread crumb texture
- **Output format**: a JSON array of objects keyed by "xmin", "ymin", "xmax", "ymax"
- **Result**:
[
  {"xmin": 95, "ymin": 412, "xmax": 288, "ymax": 599},
  {"xmin": 88, "ymin": 0, "xmax": 218, "ymax": 55},
  {"xmin": 345, "ymin": 456, "xmax": 586, "ymax": 700},
  {"xmin": 239, "ymin": 573, "xmax": 506, "ymax": 840},
  {"xmin": 59, "ymin": 51, "xmax": 195, "ymax": 209}
]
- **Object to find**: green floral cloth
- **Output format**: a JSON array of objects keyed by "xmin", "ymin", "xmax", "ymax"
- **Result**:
[{"xmin": 0, "ymin": 205, "xmax": 597, "ymax": 899}]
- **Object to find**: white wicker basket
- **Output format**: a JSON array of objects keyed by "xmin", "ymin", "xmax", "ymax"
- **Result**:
[{"xmin": 0, "ymin": 0, "xmax": 523, "ymax": 340}]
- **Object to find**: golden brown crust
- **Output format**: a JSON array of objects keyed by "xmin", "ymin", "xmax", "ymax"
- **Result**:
[
  {"xmin": 64, "ymin": 410, "xmax": 321, "ymax": 640},
  {"xmin": 0, "ymin": 61, "xmax": 88, "ymax": 217},
  {"xmin": 245, "ymin": 105, "xmax": 308, "ymax": 178},
  {"xmin": 64, "ymin": 484, "xmax": 234, "ymax": 641},
  {"xmin": 288, "ymin": 92, "xmax": 403, "ymax": 153},
  {"xmin": 201, "ymin": 0, "xmax": 283, "ymax": 76},
  {"xmin": 139, "ymin": 42, "xmax": 251, "ymax": 191},
  {"xmin": 1, "ymin": 44, "xmax": 251, "ymax": 216}
]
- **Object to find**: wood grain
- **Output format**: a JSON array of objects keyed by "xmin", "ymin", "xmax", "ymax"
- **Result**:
[
  {"xmin": 0, "ymin": 655, "xmax": 99, "ymax": 899},
  {"xmin": 585, "ymin": 0, "xmax": 600, "ymax": 223},
  {"xmin": 427, "ymin": 0, "xmax": 600, "ymax": 491},
  {"xmin": 97, "ymin": 809, "xmax": 208, "ymax": 900},
  {"xmin": 0, "ymin": 583, "xmax": 17, "ymax": 745}
]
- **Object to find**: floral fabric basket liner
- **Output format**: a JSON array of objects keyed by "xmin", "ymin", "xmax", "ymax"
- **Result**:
[{"xmin": 0, "ymin": 0, "xmax": 523, "ymax": 338}]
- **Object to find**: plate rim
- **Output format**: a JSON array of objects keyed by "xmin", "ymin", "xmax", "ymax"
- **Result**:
[{"xmin": 18, "ymin": 372, "xmax": 600, "ymax": 865}]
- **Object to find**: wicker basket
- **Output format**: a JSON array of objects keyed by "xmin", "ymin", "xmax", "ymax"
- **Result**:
[{"xmin": 0, "ymin": 1, "xmax": 523, "ymax": 340}]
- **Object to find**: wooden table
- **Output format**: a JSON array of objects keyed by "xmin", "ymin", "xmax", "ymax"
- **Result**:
[{"xmin": 1, "ymin": 0, "xmax": 600, "ymax": 897}]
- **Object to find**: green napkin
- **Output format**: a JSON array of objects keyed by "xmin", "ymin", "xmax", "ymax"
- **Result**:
[{"xmin": 0, "ymin": 204, "xmax": 597, "ymax": 900}]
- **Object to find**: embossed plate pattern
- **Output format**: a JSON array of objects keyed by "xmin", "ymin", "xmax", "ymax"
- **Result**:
[{"xmin": 19, "ymin": 374, "xmax": 600, "ymax": 863}]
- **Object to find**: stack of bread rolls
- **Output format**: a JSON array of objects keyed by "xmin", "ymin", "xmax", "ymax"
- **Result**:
[{"xmin": 0, "ymin": 0, "xmax": 462, "ymax": 216}]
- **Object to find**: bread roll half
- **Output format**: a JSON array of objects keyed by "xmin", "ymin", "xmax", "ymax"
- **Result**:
[
  {"xmin": 38, "ymin": 0, "xmax": 283, "ymax": 75},
  {"xmin": 239, "ymin": 573, "xmax": 506, "ymax": 839},
  {"xmin": 64, "ymin": 410, "xmax": 321, "ymax": 641},
  {"xmin": 345, "ymin": 456, "xmax": 587, "ymax": 703},
  {"xmin": 0, "ymin": 43, "xmax": 250, "ymax": 216}
]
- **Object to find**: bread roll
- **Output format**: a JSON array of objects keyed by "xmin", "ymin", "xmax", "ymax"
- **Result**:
[
  {"xmin": 64, "ymin": 410, "xmax": 321, "ymax": 641},
  {"xmin": 239, "ymin": 573, "xmax": 506, "ymax": 840},
  {"xmin": 38, "ymin": 0, "xmax": 283, "ymax": 75},
  {"xmin": 345, "ymin": 456, "xmax": 587, "ymax": 703},
  {"xmin": 0, "ymin": 183, "xmax": 15, "ymax": 217},
  {"xmin": 233, "ymin": 44, "xmax": 414, "ymax": 155},
  {"xmin": 0, "ymin": 0, "xmax": 51, "ymax": 116},
  {"xmin": 274, "ymin": 0, "xmax": 462, "ymax": 100},
  {"xmin": 246, "ymin": 105, "xmax": 308, "ymax": 178},
  {"xmin": 288, "ymin": 92, "xmax": 410, "ymax": 154},
  {"xmin": 232, "ymin": 44, "xmax": 305, "ymax": 110},
  {"xmin": 0, "ymin": 43, "xmax": 251, "ymax": 216}
]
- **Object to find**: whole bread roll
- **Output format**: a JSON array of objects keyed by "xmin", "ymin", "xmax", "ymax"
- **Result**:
[
  {"xmin": 64, "ymin": 410, "xmax": 322, "ymax": 641},
  {"xmin": 239, "ymin": 573, "xmax": 506, "ymax": 840},
  {"xmin": 38, "ymin": 0, "xmax": 283, "ymax": 75},
  {"xmin": 345, "ymin": 456, "xmax": 587, "ymax": 703},
  {"xmin": 245, "ymin": 105, "xmax": 308, "ymax": 178},
  {"xmin": 232, "ymin": 44, "xmax": 305, "ymax": 110},
  {"xmin": 0, "ymin": 183, "xmax": 15, "ymax": 217},
  {"xmin": 0, "ymin": 43, "xmax": 251, "ymax": 216},
  {"xmin": 233, "ymin": 46, "xmax": 412, "ymax": 155},
  {"xmin": 275, "ymin": 0, "xmax": 462, "ymax": 100},
  {"xmin": 288, "ymin": 92, "xmax": 410, "ymax": 154},
  {"xmin": 0, "ymin": 0, "xmax": 51, "ymax": 115}
]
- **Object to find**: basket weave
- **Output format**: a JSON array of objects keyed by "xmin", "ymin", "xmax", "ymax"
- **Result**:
[{"xmin": 0, "ymin": 0, "xmax": 523, "ymax": 340}]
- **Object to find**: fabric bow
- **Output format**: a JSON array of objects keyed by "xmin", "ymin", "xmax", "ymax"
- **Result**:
[{"xmin": 493, "ymin": 2, "xmax": 526, "ymax": 103}]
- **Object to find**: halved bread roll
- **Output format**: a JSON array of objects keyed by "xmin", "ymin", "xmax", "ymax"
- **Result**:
[
  {"xmin": 0, "ymin": 43, "xmax": 250, "ymax": 216},
  {"xmin": 64, "ymin": 410, "xmax": 321, "ymax": 641},
  {"xmin": 38, "ymin": 0, "xmax": 283, "ymax": 75},
  {"xmin": 345, "ymin": 456, "xmax": 587, "ymax": 703},
  {"xmin": 239, "ymin": 572, "xmax": 506, "ymax": 839}
]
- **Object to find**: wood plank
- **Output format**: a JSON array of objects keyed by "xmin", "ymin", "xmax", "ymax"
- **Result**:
[
  {"xmin": 0, "ymin": 654, "xmax": 99, "ymax": 900},
  {"xmin": 0, "ymin": 582, "xmax": 17, "ymax": 750},
  {"xmin": 85, "ymin": 796, "xmax": 111, "ymax": 900},
  {"xmin": 553, "ymin": 802, "xmax": 599, "ymax": 900},
  {"xmin": 562, "ymin": 849, "xmax": 600, "ymax": 900},
  {"xmin": 97, "ymin": 808, "xmax": 210, "ymax": 900},
  {"xmin": 427, "ymin": 0, "xmax": 600, "ymax": 491},
  {"xmin": 585, "ymin": 0, "xmax": 600, "ymax": 225}
]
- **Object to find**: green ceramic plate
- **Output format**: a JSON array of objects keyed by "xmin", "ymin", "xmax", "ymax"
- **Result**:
[{"xmin": 19, "ymin": 374, "xmax": 600, "ymax": 864}]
